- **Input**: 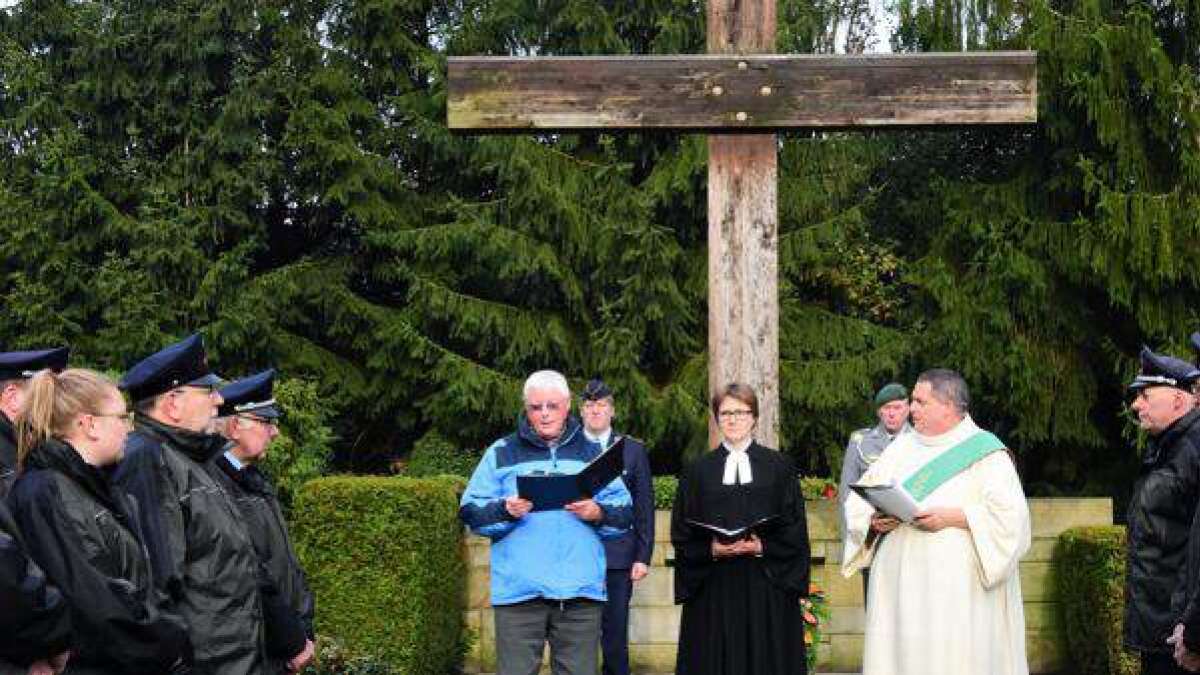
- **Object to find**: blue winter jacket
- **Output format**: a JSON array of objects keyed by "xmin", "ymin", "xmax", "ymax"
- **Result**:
[{"xmin": 459, "ymin": 415, "xmax": 633, "ymax": 606}]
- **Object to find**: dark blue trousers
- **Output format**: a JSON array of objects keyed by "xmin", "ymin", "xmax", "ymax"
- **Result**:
[{"xmin": 601, "ymin": 569, "xmax": 633, "ymax": 675}]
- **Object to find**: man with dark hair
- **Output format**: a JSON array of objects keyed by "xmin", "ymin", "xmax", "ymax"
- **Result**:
[
  {"xmin": 843, "ymin": 368, "xmax": 1031, "ymax": 675},
  {"xmin": 113, "ymin": 334, "xmax": 269, "ymax": 675},
  {"xmin": 0, "ymin": 347, "xmax": 69, "ymax": 496},
  {"xmin": 578, "ymin": 379, "xmax": 654, "ymax": 675},
  {"xmin": 1118, "ymin": 346, "xmax": 1200, "ymax": 675}
]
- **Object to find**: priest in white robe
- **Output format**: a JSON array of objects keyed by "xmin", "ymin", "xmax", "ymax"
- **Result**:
[{"xmin": 842, "ymin": 368, "xmax": 1031, "ymax": 675}]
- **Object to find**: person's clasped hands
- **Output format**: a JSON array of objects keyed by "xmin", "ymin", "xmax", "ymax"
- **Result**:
[{"xmin": 711, "ymin": 533, "xmax": 763, "ymax": 559}]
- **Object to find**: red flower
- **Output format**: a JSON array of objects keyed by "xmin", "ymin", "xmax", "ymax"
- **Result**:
[{"xmin": 821, "ymin": 484, "xmax": 837, "ymax": 500}]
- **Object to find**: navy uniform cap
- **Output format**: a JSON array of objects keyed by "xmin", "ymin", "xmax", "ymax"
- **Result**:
[
  {"xmin": 120, "ymin": 334, "xmax": 222, "ymax": 403},
  {"xmin": 1129, "ymin": 346, "xmax": 1200, "ymax": 392},
  {"xmin": 218, "ymin": 369, "xmax": 281, "ymax": 419},
  {"xmin": 581, "ymin": 378, "xmax": 613, "ymax": 401},
  {"xmin": 0, "ymin": 347, "xmax": 70, "ymax": 380}
]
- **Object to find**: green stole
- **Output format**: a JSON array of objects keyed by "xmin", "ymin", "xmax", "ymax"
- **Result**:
[{"xmin": 902, "ymin": 430, "xmax": 1006, "ymax": 501}]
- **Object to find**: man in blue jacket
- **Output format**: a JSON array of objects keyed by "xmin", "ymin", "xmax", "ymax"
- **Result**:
[
  {"xmin": 460, "ymin": 370, "xmax": 633, "ymax": 675},
  {"xmin": 578, "ymin": 379, "xmax": 654, "ymax": 675}
]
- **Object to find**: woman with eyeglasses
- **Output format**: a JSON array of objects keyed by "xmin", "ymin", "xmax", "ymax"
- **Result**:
[
  {"xmin": 8, "ymin": 369, "xmax": 192, "ymax": 674},
  {"xmin": 670, "ymin": 382, "xmax": 811, "ymax": 675}
]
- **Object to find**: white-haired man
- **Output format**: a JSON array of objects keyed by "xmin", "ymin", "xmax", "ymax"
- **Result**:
[{"xmin": 460, "ymin": 370, "xmax": 633, "ymax": 675}]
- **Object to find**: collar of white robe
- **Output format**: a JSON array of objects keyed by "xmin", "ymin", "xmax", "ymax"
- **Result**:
[{"xmin": 721, "ymin": 438, "xmax": 754, "ymax": 485}]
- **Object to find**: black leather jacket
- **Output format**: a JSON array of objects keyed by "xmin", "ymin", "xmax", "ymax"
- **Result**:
[
  {"xmin": 0, "ymin": 498, "xmax": 72, "ymax": 670},
  {"xmin": 208, "ymin": 454, "xmax": 314, "ymax": 670},
  {"xmin": 1124, "ymin": 408, "xmax": 1200, "ymax": 653},
  {"xmin": 113, "ymin": 417, "xmax": 267, "ymax": 675},
  {"xmin": 0, "ymin": 413, "xmax": 17, "ymax": 499},
  {"xmin": 9, "ymin": 439, "xmax": 190, "ymax": 673}
]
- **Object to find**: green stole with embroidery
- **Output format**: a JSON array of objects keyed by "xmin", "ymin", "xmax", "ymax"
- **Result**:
[{"xmin": 902, "ymin": 430, "xmax": 1006, "ymax": 501}]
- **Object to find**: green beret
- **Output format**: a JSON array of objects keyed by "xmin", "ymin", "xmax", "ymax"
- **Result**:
[{"xmin": 874, "ymin": 382, "xmax": 908, "ymax": 407}]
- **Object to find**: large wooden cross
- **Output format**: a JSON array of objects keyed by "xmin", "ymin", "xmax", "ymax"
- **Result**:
[{"xmin": 447, "ymin": 1, "xmax": 1036, "ymax": 448}]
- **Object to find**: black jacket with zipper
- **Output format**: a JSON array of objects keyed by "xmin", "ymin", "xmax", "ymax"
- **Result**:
[
  {"xmin": 8, "ymin": 438, "xmax": 190, "ymax": 673},
  {"xmin": 1124, "ymin": 408, "xmax": 1200, "ymax": 653}
]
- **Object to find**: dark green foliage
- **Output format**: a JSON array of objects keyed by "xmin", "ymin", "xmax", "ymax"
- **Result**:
[
  {"xmin": 653, "ymin": 475, "xmax": 678, "ymax": 509},
  {"xmin": 292, "ymin": 476, "xmax": 467, "ymax": 674},
  {"xmin": 260, "ymin": 377, "xmax": 336, "ymax": 512},
  {"xmin": 883, "ymin": 0, "xmax": 1200, "ymax": 499},
  {"xmin": 0, "ymin": 0, "xmax": 902, "ymax": 481},
  {"xmin": 404, "ymin": 430, "xmax": 481, "ymax": 479},
  {"xmin": 3, "ymin": 0, "xmax": 1196, "ymax": 496},
  {"xmin": 1054, "ymin": 526, "xmax": 1139, "ymax": 675}
]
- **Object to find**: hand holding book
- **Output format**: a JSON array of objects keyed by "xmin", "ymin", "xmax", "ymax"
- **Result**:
[{"xmin": 516, "ymin": 436, "xmax": 626, "ymax": 511}]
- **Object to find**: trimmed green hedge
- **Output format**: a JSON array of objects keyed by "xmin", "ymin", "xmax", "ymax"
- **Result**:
[
  {"xmin": 293, "ymin": 475, "xmax": 467, "ymax": 674},
  {"xmin": 1055, "ymin": 526, "xmax": 1139, "ymax": 675}
]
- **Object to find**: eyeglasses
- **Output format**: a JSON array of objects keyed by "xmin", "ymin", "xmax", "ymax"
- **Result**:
[
  {"xmin": 718, "ymin": 409, "xmax": 754, "ymax": 420},
  {"xmin": 92, "ymin": 411, "xmax": 136, "ymax": 425},
  {"xmin": 239, "ymin": 415, "xmax": 279, "ymax": 428},
  {"xmin": 526, "ymin": 401, "xmax": 564, "ymax": 413}
]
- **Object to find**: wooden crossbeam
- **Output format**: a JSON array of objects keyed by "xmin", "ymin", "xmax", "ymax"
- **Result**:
[{"xmin": 448, "ymin": 52, "xmax": 1037, "ymax": 132}]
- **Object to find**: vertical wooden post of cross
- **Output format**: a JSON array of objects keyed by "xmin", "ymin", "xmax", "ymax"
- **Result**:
[{"xmin": 706, "ymin": 0, "xmax": 779, "ymax": 449}]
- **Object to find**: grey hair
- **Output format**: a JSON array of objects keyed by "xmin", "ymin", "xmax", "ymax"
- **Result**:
[
  {"xmin": 916, "ymin": 368, "xmax": 970, "ymax": 413},
  {"xmin": 523, "ymin": 370, "xmax": 571, "ymax": 401}
]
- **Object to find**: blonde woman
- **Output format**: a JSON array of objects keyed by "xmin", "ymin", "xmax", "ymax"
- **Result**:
[{"xmin": 9, "ymin": 369, "xmax": 190, "ymax": 674}]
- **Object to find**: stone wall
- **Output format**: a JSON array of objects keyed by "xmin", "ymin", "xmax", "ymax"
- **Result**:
[{"xmin": 462, "ymin": 498, "xmax": 1113, "ymax": 673}]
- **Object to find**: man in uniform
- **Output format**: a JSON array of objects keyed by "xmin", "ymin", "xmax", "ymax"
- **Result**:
[
  {"xmin": 838, "ymin": 382, "xmax": 910, "ymax": 600},
  {"xmin": 1121, "ymin": 347, "xmax": 1200, "ymax": 675},
  {"xmin": 113, "ymin": 334, "xmax": 268, "ymax": 674},
  {"xmin": 0, "ymin": 347, "xmax": 69, "ymax": 496},
  {"xmin": 209, "ymin": 369, "xmax": 316, "ymax": 674},
  {"xmin": 578, "ymin": 379, "xmax": 654, "ymax": 675}
]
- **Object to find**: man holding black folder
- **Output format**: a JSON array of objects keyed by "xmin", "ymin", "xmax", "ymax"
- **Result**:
[
  {"xmin": 578, "ymin": 379, "xmax": 654, "ymax": 675},
  {"xmin": 459, "ymin": 370, "xmax": 633, "ymax": 675}
]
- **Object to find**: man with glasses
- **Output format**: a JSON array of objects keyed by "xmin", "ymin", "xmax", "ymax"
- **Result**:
[
  {"xmin": 114, "ymin": 334, "xmax": 269, "ymax": 675},
  {"xmin": 460, "ymin": 370, "xmax": 634, "ymax": 675},
  {"xmin": 209, "ymin": 369, "xmax": 316, "ymax": 675},
  {"xmin": 0, "ymin": 346, "xmax": 69, "ymax": 497}
]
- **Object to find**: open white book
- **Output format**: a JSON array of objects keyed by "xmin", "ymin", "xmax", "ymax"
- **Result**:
[{"xmin": 849, "ymin": 480, "xmax": 920, "ymax": 522}]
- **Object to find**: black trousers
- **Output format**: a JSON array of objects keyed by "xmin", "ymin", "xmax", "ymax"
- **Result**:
[
  {"xmin": 1143, "ymin": 651, "xmax": 1190, "ymax": 675},
  {"xmin": 601, "ymin": 569, "xmax": 633, "ymax": 675}
]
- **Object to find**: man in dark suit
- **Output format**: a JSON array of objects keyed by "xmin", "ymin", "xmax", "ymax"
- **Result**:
[{"xmin": 581, "ymin": 379, "xmax": 654, "ymax": 675}]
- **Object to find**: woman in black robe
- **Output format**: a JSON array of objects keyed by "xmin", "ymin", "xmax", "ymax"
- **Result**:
[{"xmin": 671, "ymin": 382, "xmax": 810, "ymax": 675}]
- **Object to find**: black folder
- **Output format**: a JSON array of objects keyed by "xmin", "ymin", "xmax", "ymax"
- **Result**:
[
  {"xmin": 517, "ymin": 436, "xmax": 626, "ymax": 511},
  {"xmin": 686, "ymin": 514, "xmax": 780, "ymax": 544}
]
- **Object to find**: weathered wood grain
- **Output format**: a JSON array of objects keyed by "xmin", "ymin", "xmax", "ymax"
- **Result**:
[
  {"xmin": 706, "ymin": 0, "xmax": 779, "ymax": 448},
  {"xmin": 448, "ymin": 52, "xmax": 1037, "ymax": 132}
]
